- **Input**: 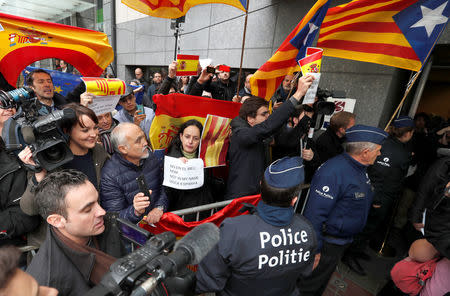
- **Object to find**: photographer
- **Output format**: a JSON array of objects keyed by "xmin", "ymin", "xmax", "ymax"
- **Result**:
[
  {"xmin": 19, "ymin": 103, "xmax": 108, "ymax": 245},
  {"xmin": 26, "ymin": 170, "xmax": 125, "ymax": 296},
  {"xmin": 186, "ymin": 65, "xmax": 236, "ymax": 101}
]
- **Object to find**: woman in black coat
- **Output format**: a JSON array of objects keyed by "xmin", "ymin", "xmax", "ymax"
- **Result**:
[{"xmin": 164, "ymin": 119, "xmax": 216, "ymax": 221}]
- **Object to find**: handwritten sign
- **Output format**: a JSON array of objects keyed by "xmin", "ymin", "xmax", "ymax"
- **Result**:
[
  {"xmin": 163, "ymin": 156, "xmax": 204, "ymax": 190},
  {"xmin": 81, "ymin": 77, "xmax": 126, "ymax": 115},
  {"xmin": 302, "ymin": 73, "xmax": 321, "ymax": 105}
]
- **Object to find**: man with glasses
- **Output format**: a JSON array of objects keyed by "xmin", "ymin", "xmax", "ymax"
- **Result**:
[
  {"xmin": 114, "ymin": 85, "xmax": 155, "ymax": 139},
  {"xmin": 225, "ymin": 75, "xmax": 314, "ymax": 199}
]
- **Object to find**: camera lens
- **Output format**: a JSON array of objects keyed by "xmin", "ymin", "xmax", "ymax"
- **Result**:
[{"xmin": 41, "ymin": 143, "xmax": 66, "ymax": 164}]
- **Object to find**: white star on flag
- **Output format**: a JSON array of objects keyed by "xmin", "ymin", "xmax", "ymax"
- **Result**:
[
  {"xmin": 410, "ymin": 1, "xmax": 449, "ymax": 37},
  {"xmin": 303, "ymin": 22, "xmax": 319, "ymax": 45}
]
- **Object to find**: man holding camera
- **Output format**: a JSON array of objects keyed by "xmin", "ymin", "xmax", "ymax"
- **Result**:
[
  {"xmin": 196, "ymin": 157, "xmax": 319, "ymax": 296},
  {"xmin": 26, "ymin": 169, "xmax": 125, "ymax": 296},
  {"xmin": 187, "ymin": 65, "xmax": 236, "ymax": 101}
]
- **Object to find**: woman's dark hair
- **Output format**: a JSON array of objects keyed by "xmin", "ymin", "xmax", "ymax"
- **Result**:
[
  {"xmin": 60, "ymin": 103, "xmax": 98, "ymax": 135},
  {"xmin": 239, "ymin": 96, "xmax": 269, "ymax": 121},
  {"xmin": 167, "ymin": 119, "xmax": 203, "ymax": 153},
  {"xmin": 260, "ymin": 177, "xmax": 299, "ymax": 208}
]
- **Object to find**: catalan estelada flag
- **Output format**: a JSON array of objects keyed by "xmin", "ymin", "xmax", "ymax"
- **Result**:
[
  {"xmin": 250, "ymin": 0, "xmax": 330, "ymax": 101},
  {"xmin": 317, "ymin": 0, "xmax": 450, "ymax": 71},
  {"xmin": 0, "ymin": 13, "xmax": 113, "ymax": 86},
  {"xmin": 122, "ymin": 0, "xmax": 247, "ymax": 19},
  {"xmin": 176, "ymin": 54, "xmax": 199, "ymax": 76},
  {"xmin": 199, "ymin": 115, "xmax": 232, "ymax": 167},
  {"xmin": 149, "ymin": 93, "xmax": 241, "ymax": 165}
]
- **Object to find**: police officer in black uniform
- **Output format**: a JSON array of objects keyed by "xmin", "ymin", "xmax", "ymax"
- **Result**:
[
  {"xmin": 298, "ymin": 125, "xmax": 388, "ymax": 296},
  {"xmin": 196, "ymin": 157, "xmax": 318, "ymax": 296}
]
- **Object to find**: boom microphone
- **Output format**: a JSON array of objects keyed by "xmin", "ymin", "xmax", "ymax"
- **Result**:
[
  {"xmin": 33, "ymin": 108, "xmax": 76, "ymax": 130},
  {"xmin": 131, "ymin": 223, "xmax": 220, "ymax": 296}
]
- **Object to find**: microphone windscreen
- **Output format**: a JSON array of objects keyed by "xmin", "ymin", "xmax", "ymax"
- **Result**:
[
  {"xmin": 63, "ymin": 108, "xmax": 76, "ymax": 120},
  {"xmin": 174, "ymin": 223, "xmax": 219, "ymax": 265},
  {"xmin": 21, "ymin": 126, "xmax": 35, "ymax": 144}
]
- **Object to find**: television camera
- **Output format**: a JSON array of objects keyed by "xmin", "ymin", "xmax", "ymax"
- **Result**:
[
  {"xmin": 86, "ymin": 222, "xmax": 220, "ymax": 296},
  {"xmin": 0, "ymin": 86, "xmax": 75, "ymax": 171}
]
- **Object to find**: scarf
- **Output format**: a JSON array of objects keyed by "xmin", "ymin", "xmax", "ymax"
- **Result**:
[
  {"xmin": 52, "ymin": 227, "xmax": 116, "ymax": 285},
  {"xmin": 256, "ymin": 201, "xmax": 294, "ymax": 227},
  {"xmin": 99, "ymin": 121, "xmax": 117, "ymax": 155},
  {"xmin": 181, "ymin": 148, "xmax": 197, "ymax": 159}
]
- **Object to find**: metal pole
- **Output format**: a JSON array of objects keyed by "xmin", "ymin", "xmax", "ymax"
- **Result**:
[
  {"xmin": 174, "ymin": 25, "xmax": 179, "ymax": 61},
  {"xmin": 236, "ymin": 0, "xmax": 250, "ymax": 100}
]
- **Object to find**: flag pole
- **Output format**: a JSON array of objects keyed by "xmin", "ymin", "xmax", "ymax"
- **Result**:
[
  {"xmin": 236, "ymin": 0, "xmax": 250, "ymax": 101},
  {"xmin": 384, "ymin": 70, "xmax": 421, "ymax": 131}
]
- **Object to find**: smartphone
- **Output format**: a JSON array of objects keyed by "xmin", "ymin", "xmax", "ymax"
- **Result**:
[
  {"xmin": 117, "ymin": 217, "xmax": 151, "ymax": 246},
  {"xmin": 136, "ymin": 175, "xmax": 150, "ymax": 196},
  {"xmin": 136, "ymin": 105, "xmax": 144, "ymax": 115},
  {"xmin": 206, "ymin": 66, "xmax": 216, "ymax": 74}
]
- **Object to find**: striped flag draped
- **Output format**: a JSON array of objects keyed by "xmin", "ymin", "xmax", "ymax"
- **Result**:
[
  {"xmin": 250, "ymin": 0, "xmax": 330, "ymax": 101},
  {"xmin": 317, "ymin": 0, "xmax": 450, "ymax": 71},
  {"xmin": 199, "ymin": 115, "xmax": 232, "ymax": 167}
]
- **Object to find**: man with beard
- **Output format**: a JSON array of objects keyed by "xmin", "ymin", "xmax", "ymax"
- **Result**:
[{"xmin": 100, "ymin": 123, "xmax": 167, "ymax": 224}]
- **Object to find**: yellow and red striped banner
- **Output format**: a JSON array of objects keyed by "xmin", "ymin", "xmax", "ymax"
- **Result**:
[
  {"xmin": 149, "ymin": 93, "xmax": 241, "ymax": 166},
  {"xmin": 176, "ymin": 54, "xmax": 199, "ymax": 76},
  {"xmin": 317, "ymin": 0, "xmax": 450, "ymax": 71},
  {"xmin": 0, "ymin": 13, "xmax": 113, "ymax": 86},
  {"xmin": 122, "ymin": 0, "xmax": 247, "ymax": 19},
  {"xmin": 250, "ymin": 0, "xmax": 330, "ymax": 101},
  {"xmin": 299, "ymin": 47, "xmax": 323, "ymax": 75},
  {"xmin": 82, "ymin": 78, "xmax": 126, "ymax": 96},
  {"xmin": 199, "ymin": 115, "xmax": 232, "ymax": 167}
]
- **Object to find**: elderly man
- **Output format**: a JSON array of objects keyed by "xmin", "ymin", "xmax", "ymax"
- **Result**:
[
  {"xmin": 100, "ymin": 122, "xmax": 168, "ymax": 224},
  {"xmin": 298, "ymin": 125, "xmax": 388, "ymax": 296},
  {"xmin": 196, "ymin": 157, "xmax": 319, "ymax": 296},
  {"xmin": 114, "ymin": 85, "xmax": 155, "ymax": 139},
  {"xmin": 271, "ymin": 74, "xmax": 296, "ymax": 108},
  {"xmin": 97, "ymin": 112, "xmax": 118, "ymax": 155},
  {"xmin": 26, "ymin": 170, "xmax": 125, "ymax": 296}
]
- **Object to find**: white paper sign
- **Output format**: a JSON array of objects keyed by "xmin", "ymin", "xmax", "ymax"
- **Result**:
[
  {"xmin": 163, "ymin": 156, "xmax": 204, "ymax": 190},
  {"xmin": 89, "ymin": 95, "xmax": 121, "ymax": 116},
  {"xmin": 303, "ymin": 73, "xmax": 321, "ymax": 105},
  {"xmin": 199, "ymin": 58, "xmax": 213, "ymax": 69}
]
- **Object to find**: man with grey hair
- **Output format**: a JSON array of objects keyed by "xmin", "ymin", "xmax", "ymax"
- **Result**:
[
  {"xmin": 100, "ymin": 122, "xmax": 167, "ymax": 224},
  {"xmin": 298, "ymin": 124, "xmax": 388, "ymax": 296}
]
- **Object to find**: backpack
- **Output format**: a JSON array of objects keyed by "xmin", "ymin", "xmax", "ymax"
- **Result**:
[{"xmin": 391, "ymin": 257, "xmax": 439, "ymax": 295}]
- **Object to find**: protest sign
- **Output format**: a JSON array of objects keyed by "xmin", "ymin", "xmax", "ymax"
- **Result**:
[
  {"xmin": 82, "ymin": 77, "xmax": 126, "ymax": 115},
  {"xmin": 302, "ymin": 73, "xmax": 321, "ymax": 105},
  {"xmin": 322, "ymin": 97, "xmax": 356, "ymax": 129},
  {"xmin": 163, "ymin": 156, "xmax": 204, "ymax": 190}
]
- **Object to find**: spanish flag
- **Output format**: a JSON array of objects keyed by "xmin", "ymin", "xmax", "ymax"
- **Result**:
[
  {"xmin": 317, "ymin": 0, "xmax": 450, "ymax": 71},
  {"xmin": 0, "ymin": 13, "xmax": 113, "ymax": 86},
  {"xmin": 176, "ymin": 54, "xmax": 199, "ymax": 76},
  {"xmin": 299, "ymin": 47, "xmax": 323, "ymax": 75},
  {"xmin": 122, "ymin": 0, "xmax": 247, "ymax": 19},
  {"xmin": 149, "ymin": 93, "xmax": 241, "ymax": 165}
]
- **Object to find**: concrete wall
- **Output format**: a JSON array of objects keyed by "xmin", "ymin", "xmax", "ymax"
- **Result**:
[{"xmin": 105, "ymin": 0, "xmax": 450, "ymax": 127}]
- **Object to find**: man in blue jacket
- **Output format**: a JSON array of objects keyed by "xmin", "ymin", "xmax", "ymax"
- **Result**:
[
  {"xmin": 298, "ymin": 125, "xmax": 388, "ymax": 296},
  {"xmin": 100, "ymin": 122, "xmax": 168, "ymax": 224},
  {"xmin": 196, "ymin": 157, "xmax": 319, "ymax": 296}
]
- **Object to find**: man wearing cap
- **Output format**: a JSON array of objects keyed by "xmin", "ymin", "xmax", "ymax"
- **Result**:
[
  {"xmin": 114, "ymin": 85, "xmax": 155, "ymax": 139},
  {"xmin": 343, "ymin": 116, "xmax": 414, "ymax": 274},
  {"xmin": 187, "ymin": 65, "xmax": 236, "ymax": 101},
  {"xmin": 298, "ymin": 124, "xmax": 388, "ymax": 296},
  {"xmin": 196, "ymin": 157, "xmax": 319, "ymax": 296}
]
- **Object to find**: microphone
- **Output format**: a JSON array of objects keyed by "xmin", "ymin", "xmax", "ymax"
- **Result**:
[
  {"xmin": 131, "ymin": 223, "xmax": 220, "ymax": 296},
  {"xmin": 33, "ymin": 108, "xmax": 76, "ymax": 130}
]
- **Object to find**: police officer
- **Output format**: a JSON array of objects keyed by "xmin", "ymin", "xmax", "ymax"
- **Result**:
[
  {"xmin": 196, "ymin": 157, "xmax": 318, "ymax": 296},
  {"xmin": 343, "ymin": 116, "xmax": 414, "ymax": 274},
  {"xmin": 298, "ymin": 125, "xmax": 388, "ymax": 296}
]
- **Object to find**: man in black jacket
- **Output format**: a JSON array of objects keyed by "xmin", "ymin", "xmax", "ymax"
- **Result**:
[
  {"xmin": 225, "ymin": 75, "xmax": 314, "ymax": 199},
  {"xmin": 315, "ymin": 111, "xmax": 355, "ymax": 164},
  {"xmin": 187, "ymin": 65, "xmax": 236, "ymax": 101},
  {"xmin": 27, "ymin": 170, "xmax": 125, "ymax": 296}
]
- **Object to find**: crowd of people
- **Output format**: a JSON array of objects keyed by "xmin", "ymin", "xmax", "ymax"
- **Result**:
[{"xmin": 0, "ymin": 60, "xmax": 448, "ymax": 296}]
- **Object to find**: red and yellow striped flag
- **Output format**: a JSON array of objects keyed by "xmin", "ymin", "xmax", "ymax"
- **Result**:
[
  {"xmin": 176, "ymin": 54, "xmax": 199, "ymax": 76},
  {"xmin": 122, "ymin": 0, "xmax": 247, "ymax": 19},
  {"xmin": 199, "ymin": 115, "xmax": 232, "ymax": 167},
  {"xmin": 299, "ymin": 47, "xmax": 323, "ymax": 74},
  {"xmin": 317, "ymin": 0, "xmax": 450, "ymax": 71},
  {"xmin": 0, "ymin": 13, "xmax": 112, "ymax": 86},
  {"xmin": 250, "ymin": 0, "xmax": 330, "ymax": 101},
  {"xmin": 149, "ymin": 93, "xmax": 241, "ymax": 166}
]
